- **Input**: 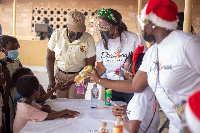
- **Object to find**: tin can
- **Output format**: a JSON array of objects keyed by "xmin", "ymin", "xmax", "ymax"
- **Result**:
[{"xmin": 105, "ymin": 89, "xmax": 112, "ymax": 106}]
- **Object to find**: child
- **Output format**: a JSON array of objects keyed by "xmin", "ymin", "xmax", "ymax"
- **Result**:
[
  {"xmin": 0, "ymin": 59, "xmax": 14, "ymax": 133},
  {"xmin": 12, "ymin": 67, "xmax": 57, "ymax": 106},
  {"xmin": 0, "ymin": 63, "xmax": 5, "ymax": 133},
  {"xmin": 0, "ymin": 35, "xmax": 22, "ymax": 100},
  {"xmin": 112, "ymin": 52, "xmax": 160, "ymax": 133},
  {"xmin": 13, "ymin": 75, "xmax": 79, "ymax": 133}
]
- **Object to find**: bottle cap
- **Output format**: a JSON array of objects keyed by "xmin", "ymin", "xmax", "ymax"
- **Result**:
[
  {"xmin": 93, "ymin": 84, "xmax": 97, "ymax": 87},
  {"xmin": 101, "ymin": 122, "xmax": 107, "ymax": 127},
  {"xmin": 88, "ymin": 65, "xmax": 93, "ymax": 70}
]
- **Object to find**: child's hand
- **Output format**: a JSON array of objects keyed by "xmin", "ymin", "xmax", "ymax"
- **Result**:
[
  {"xmin": 112, "ymin": 105, "xmax": 125, "ymax": 117},
  {"xmin": 64, "ymin": 109, "xmax": 80, "ymax": 117},
  {"xmin": 60, "ymin": 114, "xmax": 76, "ymax": 119},
  {"xmin": 59, "ymin": 81, "xmax": 73, "ymax": 91},
  {"xmin": 114, "ymin": 66, "xmax": 121, "ymax": 76},
  {"xmin": 42, "ymin": 104, "xmax": 51, "ymax": 110},
  {"xmin": 53, "ymin": 83, "xmax": 62, "ymax": 91}
]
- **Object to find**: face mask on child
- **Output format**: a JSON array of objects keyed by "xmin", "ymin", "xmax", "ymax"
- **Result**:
[{"xmin": 7, "ymin": 50, "xmax": 19, "ymax": 60}]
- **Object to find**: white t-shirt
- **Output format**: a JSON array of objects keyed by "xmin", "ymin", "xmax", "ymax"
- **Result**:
[
  {"xmin": 96, "ymin": 31, "xmax": 147, "ymax": 80},
  {"xmin": 127, "ymin": 86, "xmax": 160, "ymax": 133},
  {"xmin": 139, "ymin": 30, "xmax": 200, "ymax": 132}
]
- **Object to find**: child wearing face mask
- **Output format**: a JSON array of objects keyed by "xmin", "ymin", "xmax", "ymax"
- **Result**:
[
  {"xmin": 0, "ymin": 35, "xmax": 22, "ymax": 100},
  {"xmin": 112, "ymin": 51, "xmax": 160, "ymax": 133}
]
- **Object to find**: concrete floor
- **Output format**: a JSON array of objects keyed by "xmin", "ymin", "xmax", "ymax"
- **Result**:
[{"xmin": 25, "ymin": 65, "xmax": 169, "ymax": 133}]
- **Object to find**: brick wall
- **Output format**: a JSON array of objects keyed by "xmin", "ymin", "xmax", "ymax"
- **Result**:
[{"xmin": 0, "ymin": 0, "xmax": 200, "ymax": 43}]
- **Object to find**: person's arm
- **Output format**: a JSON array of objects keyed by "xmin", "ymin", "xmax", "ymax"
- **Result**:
[
  {"xmin": 2, "ymin": 77, "xmax": 12, "ymax": 111},
  {"xmin": 96, "ymin": 62, "xmax": 107, "ymax": 77},
  {"xmin": 46, "ymin": 48, "xmax": 56, "ymax": 91},
  {"xmin": 45, "ymin": 109, "xmax": 79, "ymax": 120},
  {"xmin": 41, "ymin": 106, "xmax": 55, "ymax": 113},
  {"xmin": 19, "ymin": 62, "xmax": 23, "ymax": 67},
  {"xmin": 36, "ymin": 84, "xmax": 57, "ymax": 103},
  {"xmin": 0, "ymin": 121, "xmax": 5, "ymax": 133},
  {"xmin": 123, "ymin": 116, "xmax": 141, "ymax": 133},
  {"xmin": 86, "ymin": 56, "xmax": 96, "ymax": 67},
  {"xmin": 86, "ymin": 69, "xmax": 148, "ymax": 93}
]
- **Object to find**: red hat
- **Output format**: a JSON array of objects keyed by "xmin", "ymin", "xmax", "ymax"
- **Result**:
[
  {"xmin": 132, "ymin": 44, "xmax": 144, "ymax": 75},
  {"xmin": 185, "ymin": 90, "xmax": 200, "ymax": 133},
  {"xmin": 141, "ymin": 0, "xmax": 178, "ymax": 30}
]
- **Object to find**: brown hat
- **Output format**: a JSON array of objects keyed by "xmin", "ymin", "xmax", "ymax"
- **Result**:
[{"xmin": 67, "ymin": 11, "xmax": 86, "ymax": 32}]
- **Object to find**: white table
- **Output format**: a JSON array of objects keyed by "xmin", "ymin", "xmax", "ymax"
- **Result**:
[{"xmin": 20, "ymin": 99, "xmax": 128, "ymax": 133}]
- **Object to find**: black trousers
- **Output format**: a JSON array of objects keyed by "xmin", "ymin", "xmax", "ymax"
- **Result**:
[{"xmin": 109, "ymin": 89, "xmax": 134, "ymax": 104}]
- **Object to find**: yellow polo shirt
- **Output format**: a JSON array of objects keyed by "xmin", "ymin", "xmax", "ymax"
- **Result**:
[{"xmin": 48, "ymin": 28, "xmax": 96, "ymax": 72}]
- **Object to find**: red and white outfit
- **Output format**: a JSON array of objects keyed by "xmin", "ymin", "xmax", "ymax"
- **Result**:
[
  {"xmin": 139, "ymin": 0, "xmax": 200, "ymax": 132},
  {"xmin": 139, "ymin": 30, "xmax": 200, "ymax": 132}
]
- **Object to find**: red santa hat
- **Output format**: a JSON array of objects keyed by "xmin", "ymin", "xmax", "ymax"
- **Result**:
[
  {"xmin": 132, "ymin": 44, "xmax": 144, "ymax": 75},
  {"xmin": 185, "ymin": 90, "xmax": 200, "ymax": 133},
  {"xmin": 141, "ymin": 0, "xmax": 178, "ymax": 30}
]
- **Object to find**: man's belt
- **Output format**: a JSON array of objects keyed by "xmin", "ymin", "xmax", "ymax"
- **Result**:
[{"xmin": 58, "ymin": 68, "xmax": 82, "ymax": 74}]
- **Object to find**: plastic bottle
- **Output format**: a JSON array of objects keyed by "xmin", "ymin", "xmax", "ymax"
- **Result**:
[
  {"xmin": 98, "ymin": 122, "xmax": 109, "ymax": 133},
  {"xmin": 91, "ymin": 84, "xmax": 99, "ymax": 107},
  {"xmin": 74, "ymin": 65, "xmax": 93, "ymax": 83},
  {"xmin": 113, "ymin": 117, "xmax": 123, "ymax": 133},
  {"xmin": 76, "ymin": 82, "xmax": 84, "ymax": 94}
]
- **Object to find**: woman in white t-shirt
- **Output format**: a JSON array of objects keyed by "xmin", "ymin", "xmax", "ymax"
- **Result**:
[
  {"xmin": 87, "ymin": 0, "xmax": 200, "ymax": 132},
  {"xmin": 95, "ymin": 8, "xmax": 147, "ymax": 103}
]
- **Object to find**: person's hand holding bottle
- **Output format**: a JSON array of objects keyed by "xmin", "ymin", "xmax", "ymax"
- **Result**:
[
  {"xmin": 74, "ymin": 65, "xmax": 93, "ymax": 83},
  {"xmin": 84, "ymin": 68, "xmax": 101, "ymax": 84},
  {"xmin": 112, "ymin": 105, "xmax": 125, "ymax": 117}
]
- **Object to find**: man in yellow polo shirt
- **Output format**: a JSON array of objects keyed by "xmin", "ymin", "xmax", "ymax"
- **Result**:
[{"xmin": 46, "ymin": 11, "xmax": 96, "ymax": 98}]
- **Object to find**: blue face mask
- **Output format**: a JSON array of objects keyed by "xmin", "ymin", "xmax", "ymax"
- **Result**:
[{"xmin": 7, "ymin": 50, "xmax": 19, "ymax": 60}]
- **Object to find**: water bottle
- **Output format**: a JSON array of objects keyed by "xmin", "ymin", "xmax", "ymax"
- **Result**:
[
  {"xmin": 76, "ymin": 82, "xmax": 85, "ymax": 94},
  {"xmin": 91, "ymin": 84, "xmax": 99, "ymax": 107}
]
